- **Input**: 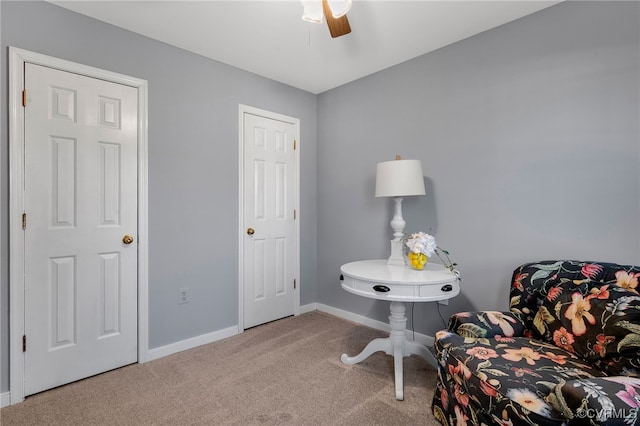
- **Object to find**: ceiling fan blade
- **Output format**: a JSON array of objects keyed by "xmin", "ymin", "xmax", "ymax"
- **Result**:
[{"xmin": 322, "ymin": 0, "xmax": 351, "ymax": 38}]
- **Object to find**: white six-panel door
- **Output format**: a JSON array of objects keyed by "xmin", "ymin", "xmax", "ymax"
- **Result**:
[
  {"xmin": 23, "ymin": 63, "xmax": 138, "ymax": 395},
  {"xmin": 242, "ymin": 111, "xmax": 298, "ymax": 329}
]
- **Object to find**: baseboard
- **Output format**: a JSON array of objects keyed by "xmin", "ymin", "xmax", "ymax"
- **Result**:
[
  {"xmin": 146, "ymin": 304, "xmax": 321, "ymax": 362},
  {"xmin": 1, "ymin": 391, "xmax": 11, "ymax": 408},
  {"xmin": 147, "ymin": 325, "xmax": 239, "ymax": 361},
  {"xmin": 299, "ymin": 302, "xmax": 318, "ymax": 314},
  {"xmin": 314, "ymin": 303, "xmax": 434, "ymax": 347}
]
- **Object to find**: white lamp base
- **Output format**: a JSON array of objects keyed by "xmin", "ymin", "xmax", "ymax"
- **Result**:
[
  {"xmin": 386, "ymin": 196, "xmax": 406, "ymax": 266},
  {"xmin": 387, "ymin": 239, "xmax": 406, "ymax": 266}
]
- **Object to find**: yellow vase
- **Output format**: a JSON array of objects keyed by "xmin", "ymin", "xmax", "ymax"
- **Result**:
[{"xmin": 408, "ymin": 252, "xmax": 428, "ymax": 270}]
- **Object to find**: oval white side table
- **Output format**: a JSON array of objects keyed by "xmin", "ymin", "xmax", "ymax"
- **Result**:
[{"xmin": 339, "ymin": 259, "xmax": 459, "ymax": 401}]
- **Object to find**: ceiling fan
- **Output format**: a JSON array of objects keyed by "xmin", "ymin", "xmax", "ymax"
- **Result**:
[{"xmin": 301, "ymin": 0, "xmax": 352, "ymax": 38}]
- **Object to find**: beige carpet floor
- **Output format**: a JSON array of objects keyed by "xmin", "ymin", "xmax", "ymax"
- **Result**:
[{"xmin": 0, "ymin": 311, "xmax": 441, "ymax": 425}]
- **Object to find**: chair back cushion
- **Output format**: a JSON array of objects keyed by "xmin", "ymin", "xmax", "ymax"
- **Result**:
[{"xmin": 509, "ymin": 260, "xmax": 640, "ymax": 372}]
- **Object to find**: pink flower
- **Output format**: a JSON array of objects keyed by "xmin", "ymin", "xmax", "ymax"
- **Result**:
[
  {"xmin": 564, "ymin": 293, "xmax": 596, "ymax": 336},
  {"xmin": 480, "ymin": 380, "xmax": 498, "ymax": 397},
  {"xmin": 512, "ymin": 273, "xmax": 528, "ymax": 292},
  {"xmin": 581, "ymin": 264, "xmax": 602, "ymax": 279},
  {"xmin": 449, "ymin": 360, "xmax": 472, "ymax": 384},
  {"xmin": 553, "ymin": 327, "xmax": 575, "ymax": 353},
  {"xmin": 587, "ymin": 285, "xmax": 610, "ymax": 300},
  {"xmin": 546, "ymin": 287, "xmax": 563, "ymax": 301},
  {"xmin": 616, "ymin": 384, "xmax": 640, "ymax": 408},
  {"xmin": 593, "ymin": 334, "xmax": 615, "ymax": 358},
  {"xmin": 466, "ymin": 346, "xmax": 499, "ymax": 360}
]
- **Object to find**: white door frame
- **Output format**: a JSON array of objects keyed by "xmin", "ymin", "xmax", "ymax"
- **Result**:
[
  {"xmin": 238, "ymin": 104, "xmax": 300, "ymax": 331},
  {"xmin": 8, "ymin": 47, "xmax": 149, "ymax": 404}
]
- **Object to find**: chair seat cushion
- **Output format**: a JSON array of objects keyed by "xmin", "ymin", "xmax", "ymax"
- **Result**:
[{"xmin": 435, "ymin": 331, "xmax": 608, "ymax": 425}]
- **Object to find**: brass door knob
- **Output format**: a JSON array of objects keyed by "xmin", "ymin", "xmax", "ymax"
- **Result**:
[
  {"xmin": 246, "ymin": 228, "xmax": 255, "ymax": 235},
  {"xmin": 122, "ymin": 235, "xmax": 134, "ymax": 245}
]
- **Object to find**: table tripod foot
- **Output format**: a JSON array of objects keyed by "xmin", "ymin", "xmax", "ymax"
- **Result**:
[{"xmin": 341, "ymin": 337, "xmax": 391, "ymax": 365}]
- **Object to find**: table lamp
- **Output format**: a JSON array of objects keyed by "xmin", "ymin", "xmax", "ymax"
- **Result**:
[{"xmin": 375, "ymin": 156, "xmax": 426, "ymax": 265}]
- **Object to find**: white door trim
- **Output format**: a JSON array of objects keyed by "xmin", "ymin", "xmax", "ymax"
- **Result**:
[
  {"xmin": 8, "ymin": 47, "xmax": 149, "ymax": 404},
  {"xmin": 238, "ymin": 104, "xmax": 300, "ymax": 331}
]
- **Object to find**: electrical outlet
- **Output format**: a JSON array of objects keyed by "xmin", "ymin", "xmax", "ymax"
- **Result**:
[{"xmin": 179, "ymin": 288, "xmax": 189, "ymax": 304}]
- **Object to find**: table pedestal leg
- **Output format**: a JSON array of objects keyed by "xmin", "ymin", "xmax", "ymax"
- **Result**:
[
  {"xmin": 389, "ymin": 301, "xmax": 407, "ymax": 400},
  {"xmin": 341, "ymin": 301, "xmax": 429, "ymax": 401}
]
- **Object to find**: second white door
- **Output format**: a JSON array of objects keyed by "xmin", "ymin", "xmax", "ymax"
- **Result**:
[
  {"xmin": 242, "ymin": 110, "xmax": 298, "ymax": 329},
  {"xmin": 23, "ymin": 63, "xmax": 138, "ymax": 395}
]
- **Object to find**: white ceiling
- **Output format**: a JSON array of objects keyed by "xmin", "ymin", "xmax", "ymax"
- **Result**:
[{"xmin": 47, "ymin": 0, "xmax": 561, "ymax": 94}]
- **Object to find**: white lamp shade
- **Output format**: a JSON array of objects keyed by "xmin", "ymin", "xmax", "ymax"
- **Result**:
[{"xmin": 375, "ymin": 159, "xmax": 426, "ymax": 197}]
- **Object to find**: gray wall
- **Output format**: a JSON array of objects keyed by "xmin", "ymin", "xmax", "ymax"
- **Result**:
[
  {"xmin": 0, "ymin": 0, "xmax": 317, "ymax": 392},
  {"xmin": 317, "ymin": 1, "xmax": 640, "ymax": 336}
]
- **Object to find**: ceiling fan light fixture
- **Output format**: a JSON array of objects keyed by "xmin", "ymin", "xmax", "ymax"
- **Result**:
[
  {"xmin": 327, "ymin": 0, "xmax": 351, "ymax": 18},
  {"xmin": 301, "ymin": 1, "xmax": 324, "ymax": 24},
  {"xmin": 301, "ymin": 0, "xmax": 351, "ymax": 23},
  {"xmin": 301, "ymin": 0, "xmax": 352, "ymax": 38}
]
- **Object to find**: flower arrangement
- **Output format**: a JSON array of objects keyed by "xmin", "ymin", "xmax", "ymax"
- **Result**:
[
  {"xmin": 404, "ymin": 231, "xmax": 460, "ymax": 280},
  {"xmin": 404, "ymin": 232, "xmax": 436, "ymax": 270}
]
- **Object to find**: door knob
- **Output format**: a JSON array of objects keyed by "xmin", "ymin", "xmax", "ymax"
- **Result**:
[
  {"xmin": 122, "ymin": 235, "xmax": 134, "ymax": 245},
  {"xmin": 247, "ymin": 228, "xmax": 255, "ymax": 235}
]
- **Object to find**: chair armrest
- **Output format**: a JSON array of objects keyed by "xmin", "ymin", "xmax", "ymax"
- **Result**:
[
  {"xmin": 448, "ymin": 310, "xmax": 527, "ymax": 338},
  {"xmin": 547, "ymin": 377, "xmax": 640, "ymax": 424}
]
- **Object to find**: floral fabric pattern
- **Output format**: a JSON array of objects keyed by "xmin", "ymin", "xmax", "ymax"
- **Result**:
[
  {"xmin": 548, "ymin": 377, "xmax": 640, "ymax": 424},
  {"xmin": 432, "ymin": 260, "xmax": 640, "ymax": 426},
  {"xmin": 447, "ymin": 310, "xmax": 527, "ymax": 339},
  {"xmin": 515, "ymin": 261, "xmax": 640, "ymax": 374}
]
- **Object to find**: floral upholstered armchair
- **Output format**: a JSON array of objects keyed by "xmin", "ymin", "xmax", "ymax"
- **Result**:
[{"xmin": 432, "ymin": 260, "xmax": 640, "ymax": 426}]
